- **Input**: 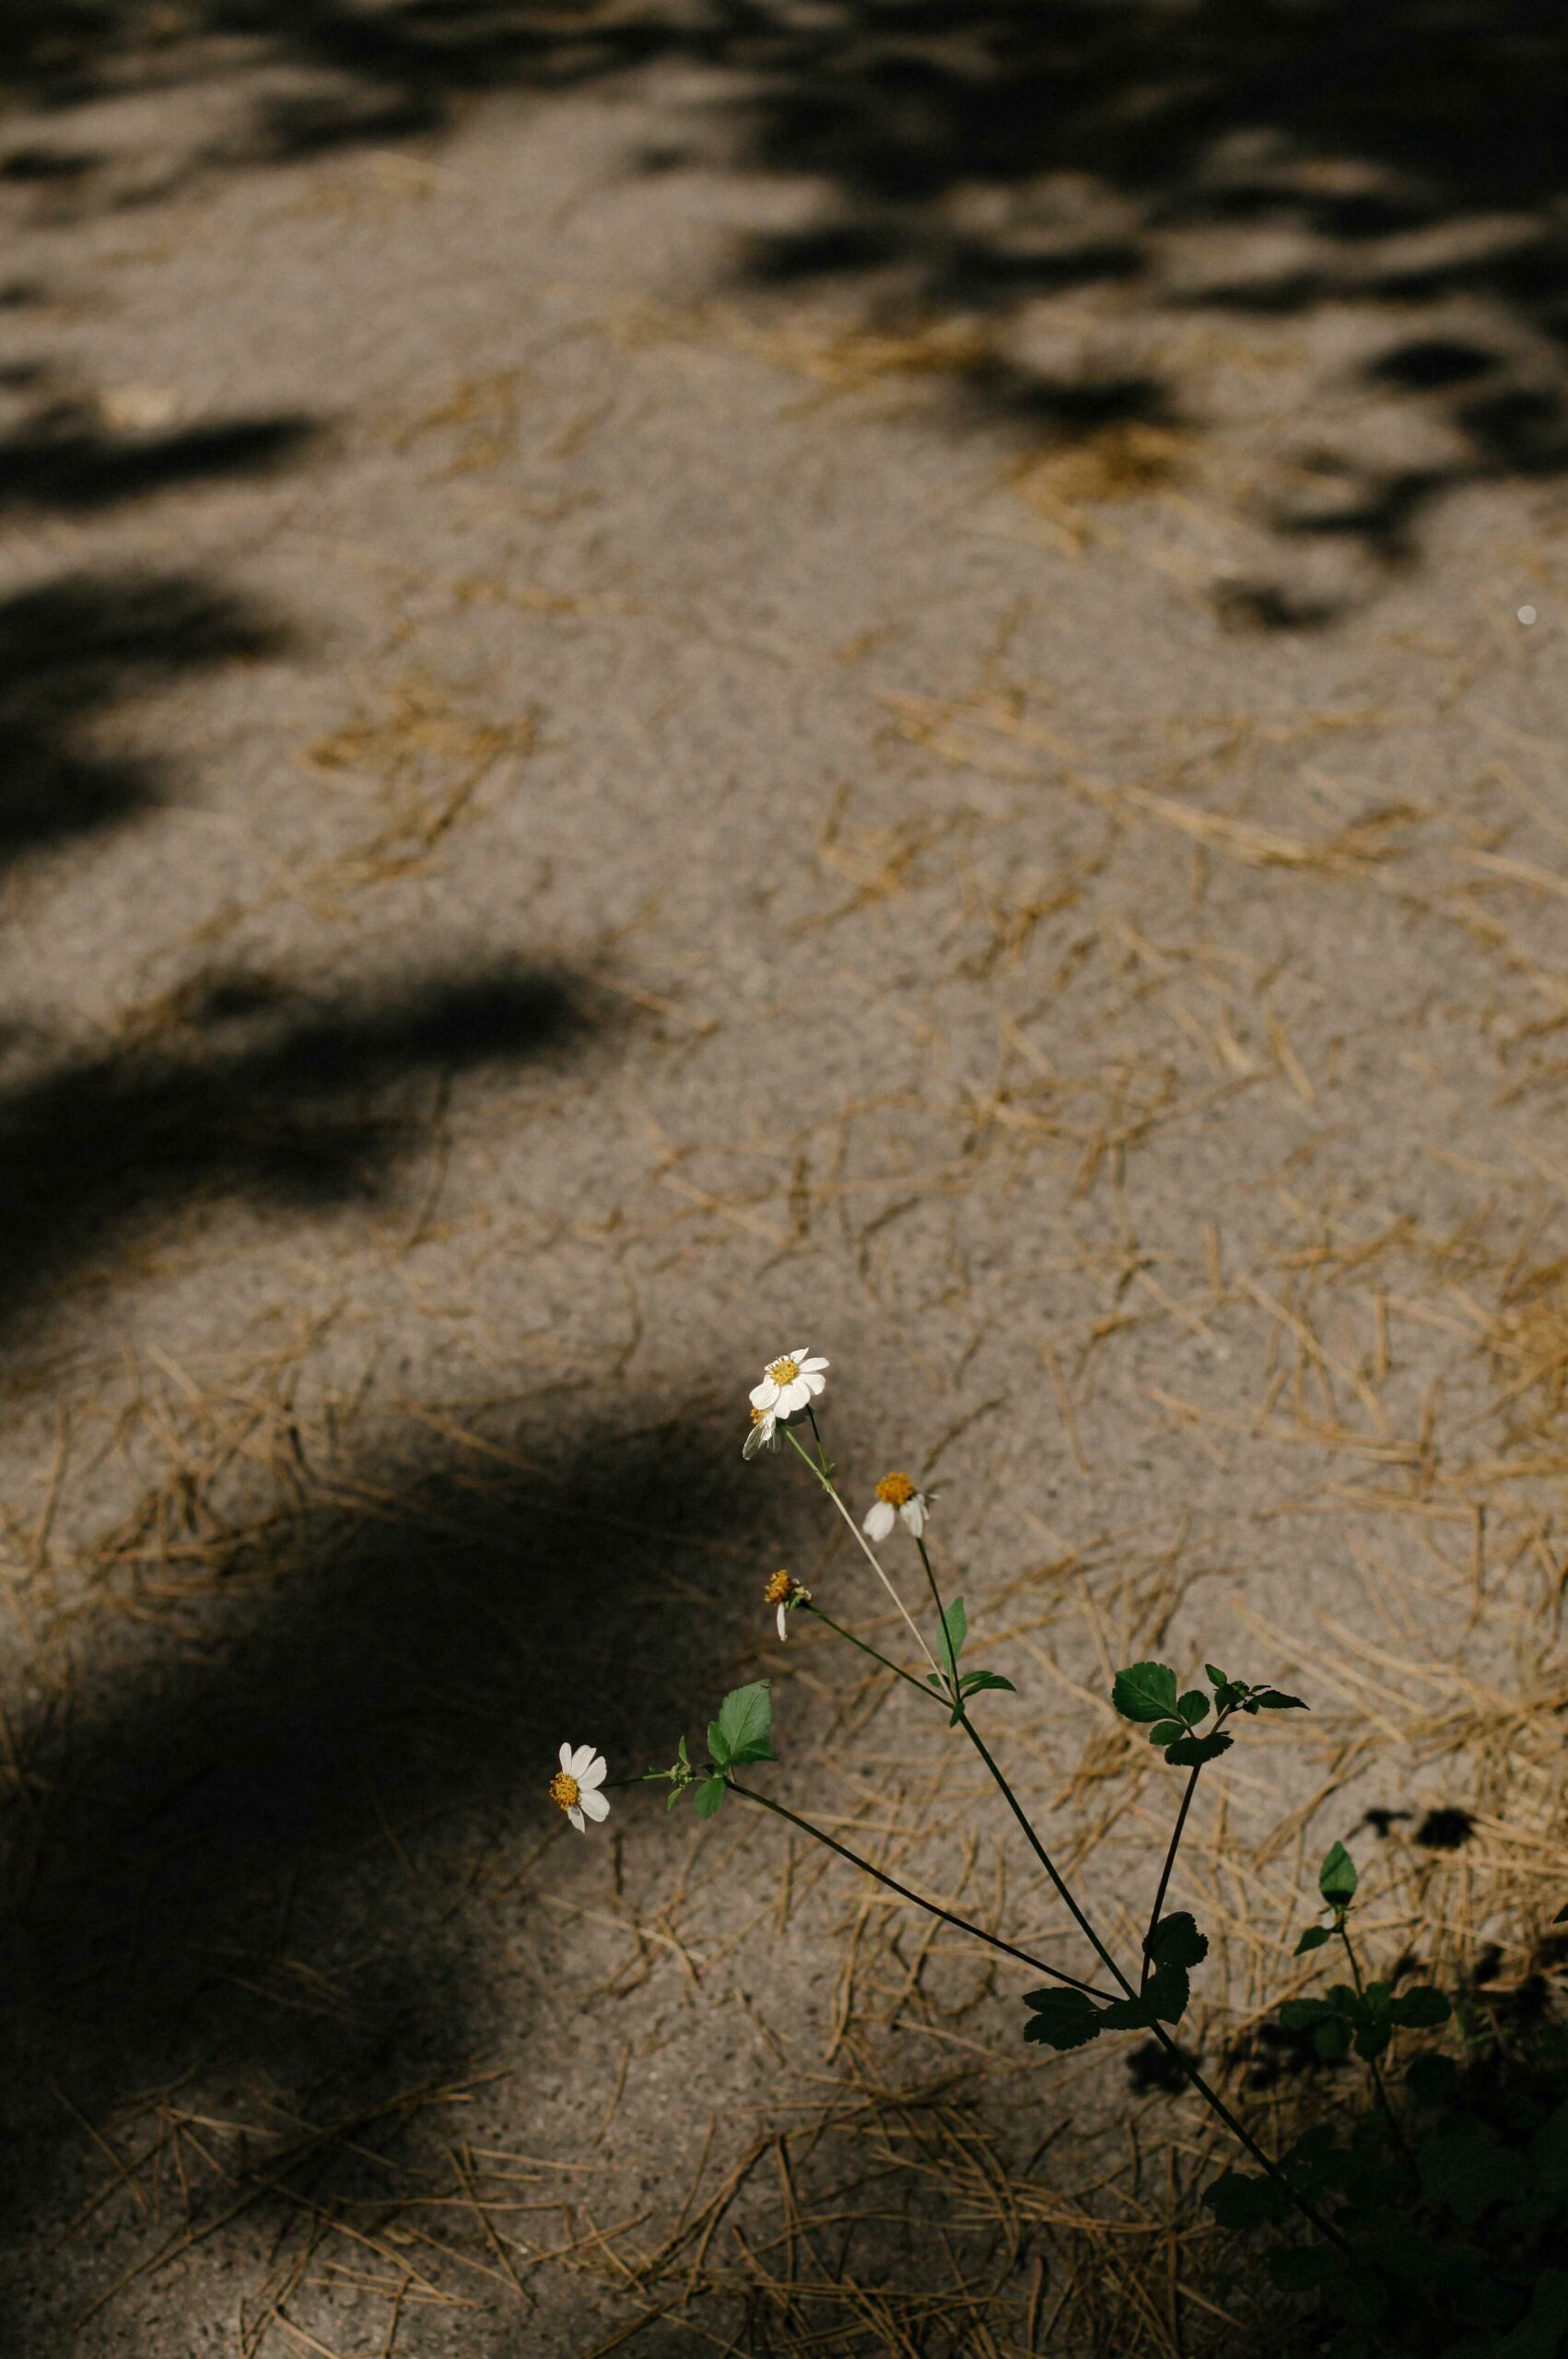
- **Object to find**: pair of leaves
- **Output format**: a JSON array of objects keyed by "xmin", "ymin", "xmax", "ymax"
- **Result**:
[
  {"xmin": 1279, "ymin": 1978, "xmax": 1450, "ymax": 2062},
  {"xmin": 923, "ymin": 1595, "xmax": 1015, "ymax": 1723},
  {"xmin": 1111, "ymin": 1658, "xmax": 1305, "ymax": 1766},
  {"xmin": 691, "ymin": 1683, "xmax": 777, "ymax": 1817},
  {"xmin": 1023, "ymin": 1914, "xmax": 1209, "ymax": 2048}
]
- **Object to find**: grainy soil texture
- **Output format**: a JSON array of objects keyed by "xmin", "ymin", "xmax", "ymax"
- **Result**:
[{"xmin": 2, "ymin": 6, "xmax": 1568, "ymax": 2355}]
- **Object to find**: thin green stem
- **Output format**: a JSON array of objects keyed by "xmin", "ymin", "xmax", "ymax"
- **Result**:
[
  {"xmin": 914, "ymin": 1535, "xmax": 956, "ymax": 1705},
  {"xmin": 784, "ymin": 1427, "xmax": 943, "ymax": 1682},
  {"xmin": 802, "ymin": 1603, "xmax": 938, "ymax": 1702},
  {"xmin": 729, "ymin": 1781, "xmax": 1109, "ymax": 1998},
  {"xmin": 1139, "ymin": 1710, "xmax": 1234, "ymax": 1994}
]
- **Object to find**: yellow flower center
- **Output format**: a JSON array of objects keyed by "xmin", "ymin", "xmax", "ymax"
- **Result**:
[
  {"xmin": 549, "ymin": 1771, "xmax": 580, "ymax": 1812},
  {"xmin": 876, "ymin": 1471, "xmax": 916, "ymax": 1507},
  {"xmin": 767, "ymin": 1356, "xmax": 800, "ymax": 1386},
  {"xmin": 764, "ymin": 1568, "xmax": 793, "ymax": 1607},
  {"xmin": 750, "ymin": 1403, "xmax": 771, "ymax": 1426}
]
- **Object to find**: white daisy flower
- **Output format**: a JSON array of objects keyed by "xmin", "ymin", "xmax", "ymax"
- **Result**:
[
  {"xmin": 743, "ymin": 1403, "xmax": 778, "ymax": 1460},
  {"xmin": 549, "ymin": 1743, "xmax": 610, "ymax": 1834},
  {"xmin": 764, "ymin": 1567, "xmax": 810, "ymax": 1640},
  {"xmin": 862, "ymin": 1470, "xmax": 932, "ymax": 1543},
  {"xmin": 749, "ymin": 1345, "xmax": 829, "ymax": 1420}
]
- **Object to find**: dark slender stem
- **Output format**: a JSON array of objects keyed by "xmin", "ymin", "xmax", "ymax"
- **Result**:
[
  {"xmin": 729, "ymin": 1781, "xmax": 1109, "ymax": 1998},
  {"xmin": 802, "ymin": 1604, "xmax": 937, "ymax": 1701},
  {"xmin": 914, "ymin": 1535, "xmax": 956, "ymax": 1705},
  {"xmin": 1139, "ymin": 1709, "xmax": 1233, "ymax": 1994},
  {"xmin": 805, "ymin": 1403, "xmax": 831, "ymax": 1477}
]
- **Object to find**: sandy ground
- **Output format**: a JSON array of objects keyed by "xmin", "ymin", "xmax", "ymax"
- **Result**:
[{"xmin": 3, "ymin": 7, "xmax": 1568, "ymax": 2354}]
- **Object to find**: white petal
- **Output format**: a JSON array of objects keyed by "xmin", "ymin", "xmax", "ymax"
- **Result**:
[
  {"xmin": 750, "ymin": 1379, "xmax": 779, "ymax": 1410},
  {"xmin": 743, "ymin": 1422, "xmax": 766, "ymax": 1460},
  {"xmin": 568, "ymin": 1803, "xmax": 586, "ymax": 1833},
  {"xmin": 901, "ymin": 1497, "xmax": 926, "ymax": 1537},
  {"xmin": 777, "ymin": 1603, "xmax": 789, "ymax": 1641},
  {"xmin": 789, "ymin": 1344, "xmax": 811, "ymax": 1362},
  {"xmin": 559, "ymin": 1742, "xmax": 574, "ymax": 1774},
  {"xmin": 863, "ymin": 1500, "xmax": 895, "ymax": 1542},
  {"xmin": 800, "ymin": 1357, "xmax": 829, "ymax": 1373},
  {"xmin": 778, "ymin": 1379, "xmax": 810, "ymax": 1414},
  {"xmin": 579, "ymin": 1787, "xmax": 611, "ymax": 1822},
  {"xmin": 568, "ymin": 1742, "xmax": 596, "ymax": 1779},
  {"xmin": 578, "ymin": 1755, "xmax": 608, "ymax": 1790},
  {"xmin": 802, "ymin": 1371, "xmax": 826, "ymax": 1397}
]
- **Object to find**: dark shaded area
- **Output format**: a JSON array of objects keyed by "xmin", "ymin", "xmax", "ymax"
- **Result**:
[
  {"xmin": 0, "ymin": 569, "xmax": 286, "ymax": 861},
  {"xmin": 0, "ymin": 405, "xmax": 316, "ymax": 515},
  {"xmin": 3, "ymin": 1, "xmax": 1564, "ymax": 595},
  {"xmin": 1415, "ymin": 1806, "xmax": 1477, "ymax": 1850},
  {"xmin": 0, "ymin": 1405, "xmax": 765, "ymax": 2346},
  {"xmin": 0, "ymin": 960, "xmax": 597, "ymax": 1325}
]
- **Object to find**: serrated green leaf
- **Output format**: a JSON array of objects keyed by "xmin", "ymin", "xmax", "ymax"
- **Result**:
[
  {"xmin": 1204, "ymin": 1663, "xmax": 1228, "ymax": 1690},
  {"xmin": 1148, "ymin": 1718, "xmax": 1187, "ymax": 1745},
  {"xmin": 1111, "ymin": 1661, "xmax": 1179, "ymax": 1723},
  {"xmin": 1352, "ymin": 2018, "xmax": 1392, "ymax": 2060},
  {"xmin": 959, "ymin": 1669, "xmax": 1015, "ymax": 1698},
  {"xmin": 1022, "ymin": 1988, "xmax": 1102, "ymax": 2050},
  {"xmin": 1163, "ymin": 1731, "xmax": 1234, "ymax": 1767},
  {"xmin": 1279, "ymin": 1998, "xmax": 1336, "ymax": 2029},
  {"xmin": 1176, "ymin": 1689, "xmax": 1211, "ymax": 1726},
  {"xmin": 1148, "ymin": 1911, "xmax": 1209, "ymax": 1970},
  {"xmin": 1144, "ymin": 1960, "xmax": 1192, "ymax": 2024},
  {"xmin": 1388, "ymin": 1984, "xmax": 1451, "ymax": 2028},
  {"xmin": 692, "ymin": 1776, "xmax": 728, "ymax": 1820},
  {"xmin": 1256, "ymin": 1689, "xmax": 1309, "ymax": 1711},
  {"xmin": 714, "ymin": 1681, "xmax": 776, "ymax": 1769},
  {"xmin": 1294, "ymin": 1924, "xmax": 1333, "ymax": 1954},
  {"xmin": 1318, "ymin": 1840, "xmax": 1359, "ymax": 1907},
  {"xmin": 1314, "ymin": 2016, "xmax": 1353, "ymax": 2060}
]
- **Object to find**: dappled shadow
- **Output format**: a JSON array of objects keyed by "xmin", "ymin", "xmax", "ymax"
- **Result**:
[
  {"xmin": 0, "ymin": 404, "xmax": 316, "ymax": 516},
  {"xmin": 0, "ymin": 569, "xmax": 287, "ymax": 861},
  {"xmin": 0, "ymin": 961, "xmax": 597, "ymax": 1329},
  {"xmin": 6, "ymin": 0, "xmax": 1564, "ymax": 597},
  {"xmin": 0, "ymin": 1404, "xmax": 763, "ymax": 2349}
]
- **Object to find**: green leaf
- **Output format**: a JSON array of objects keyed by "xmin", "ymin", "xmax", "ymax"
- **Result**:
[
  {"xmin": 1388, "ymin": 1984, "xmax": 1451, "ymax": 2028},
  {"xmin": 1318, "ymin": 1840, "xmax": 1359, "ymax": 1907},
  {"xmin": 1112, "ymin": 1661, "xmax": 1179, "ymax": 1723},
  {"xmin": 1294, "ymin": 1924, "xmax": 1333, "ymax": 1955},
  {"xmin": 1148, "ymin": 1911, "xmax": 1209, "ymax": 1970},
  {"xmin": 712, "ymin": 1682, "xmax": 776, "ymax": 1769},
  {"xmin": 1148, "ymin": 1718, "xmax": 1188, "ymax": 1746},
  {"xmin": 1314, "ymin": 2017, "xmax": 1353, "ymax": 2060},
  {"xmin": 958, "ymin": 1669, "xmax": 1015, "ymax": 1698},
  {"xmin": 937, "ymin": 1597, "xmax": 967, "ymax": 1681},
  {"xmin": 1352, "ymin": 2018, "xmax": 1393, "ymax": 2060},
  {"xmin": 1163, "ymin": 1731, "xmax": 1234, "ymax": 1767},
  {"xmin": 1204, "ymin": 1663, "xmax": 1228, "ymax": 1690},
  {"xmin": 1256, "ymin": 1689, "xmax": 1309, "ymax": 1711},
  {"xmin": 1553, "ymin": 1901, "xmax": 1568, "ymax": 1925},
  {"xmin": 1205, "ymin": 2168, "xmax": 1289, "ymax": 2230},
  {"xmin": 1176, "ymin": 1689, "xmax": 1211, "ymax": 1726},
  {"xmin": 692, "ymin": 1776, "xmax": 728, "ymax": 1819},
  {"xmin": 1279, "ymin": 1998, "xmax": 1336, "ymax": 2030},
  {"xmin": 1144, "ymin": 1960, "xmax": 1193, "ymax": 2024},
  {"xmin": 1022, "ymin": 1988, "xmax": 1102, "ymax": 2050}
]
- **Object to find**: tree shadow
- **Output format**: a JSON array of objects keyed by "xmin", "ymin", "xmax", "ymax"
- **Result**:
[
  {"xmin": 12, "ymin": 0, "xmax": 1562, "ymax": 602},
  {"xmin": 0, "ymin": 569, "xmax": 288, "ymax": 863},
  {"xmin": 0, "ymin": 960, "xmax": 601, "ymax": 1333},
  {"xmin": 0, "ymin": 1402, "xmax": 763, "ymax": 2349}
]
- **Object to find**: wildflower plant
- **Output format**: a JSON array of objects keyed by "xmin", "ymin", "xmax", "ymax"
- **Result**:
[{"xmin": 550, "ymin": 1349, "xmax": 1562, "ymax": 2348}]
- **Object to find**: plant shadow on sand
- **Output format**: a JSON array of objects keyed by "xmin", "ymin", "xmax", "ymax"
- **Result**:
[
  {"xmin": 0, "ymin": 1405, "xmax": 760, "ymax": 2352},
  {"xmin": 0, "ymin": 960, "xmax": 599, "ymax": 1331},
  {"xmin": 3, "ymin": 2, "xmax": 1567, "ymax": 603}
]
